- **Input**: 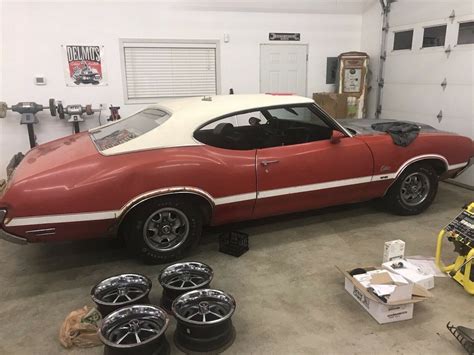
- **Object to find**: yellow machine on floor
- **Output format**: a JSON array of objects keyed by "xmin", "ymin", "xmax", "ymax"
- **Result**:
[{"xmin": 435, "ymin": 202, "xmax": 474, "ymax": 295}]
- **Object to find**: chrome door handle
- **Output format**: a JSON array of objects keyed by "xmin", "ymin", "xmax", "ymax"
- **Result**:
[{"xmin": 260, "ymin": 159, "xmax": 279, "ymax": 167}]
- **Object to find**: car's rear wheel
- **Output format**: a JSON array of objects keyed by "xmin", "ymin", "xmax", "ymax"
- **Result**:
[
  {"xmin": 125, "ymin": 197, "xmax": 202, "ymax": 264},
  {"xmin": 383, "ymin": 163, "xmax": 438, "ymax": 215}
]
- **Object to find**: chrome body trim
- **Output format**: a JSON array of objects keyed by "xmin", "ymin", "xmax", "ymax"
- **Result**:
[
  {"xmin": 452, "ymin": 157, "xmax": 473, "ymax": 178},
  {"xmin": 0, "ymin": 228, "xmax": 27, "ymax": 244},
  {"xmin": 117, "ymin": 187, "xmax": 216, "ymax": 222}
]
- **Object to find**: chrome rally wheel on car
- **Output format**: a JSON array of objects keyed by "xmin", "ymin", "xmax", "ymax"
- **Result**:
[
  {"xmin": 125, "ymin": 197, "xmax": 203, "ymax": 264},
  {"xmin": 158, "ymin": 261, "xmax": 213, "ymax": 311},
  {"xmin": 91, "ymin": 274, "xmax": 152, "ymax": 316},
  {"xmin": 172, "ymin": 289, "xmax": 236, "ymax": 353},
  {"xmin": 100, "ymin": 305, "xmax": 170, "ymax": 355},
  {"xmin": 383, "ymin": 163, "xmax": 438, "ymax": 215}
]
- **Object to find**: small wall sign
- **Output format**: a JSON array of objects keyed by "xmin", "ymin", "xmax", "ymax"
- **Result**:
[{"xmin": 269, "ymin": 33, "xmax": 301, "ymax": 41}]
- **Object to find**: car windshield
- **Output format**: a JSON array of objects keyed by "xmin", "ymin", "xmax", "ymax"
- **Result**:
[{"xmin": 90, "ymin": 108, "xmax": 170, "ymax": 151}]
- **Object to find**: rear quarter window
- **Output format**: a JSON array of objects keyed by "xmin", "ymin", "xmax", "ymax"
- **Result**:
[{"xmin": 90, "ymin": 108, "xmax": 170, "ymax": 151}]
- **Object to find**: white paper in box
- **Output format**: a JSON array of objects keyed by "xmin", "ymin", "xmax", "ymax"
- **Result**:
[{"xmin": 382, "ymin": 260, "xmax": 435, "ymax": 290}]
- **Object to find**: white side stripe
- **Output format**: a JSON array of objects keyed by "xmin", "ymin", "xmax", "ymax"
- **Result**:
[
  {"xmin": 5, "ymin": 160, "xmax": 470, "ymax": 227},
  {"xmin": 214, "ymin": 192, "xmax": 256, "ymax": 205},
  {"xmin": 257, "ymin": 176, "xmax": 373, "ymax": 199},
  {"xmin": 7, "ymin": 211, "xmax": 118, "ymax": 227}
]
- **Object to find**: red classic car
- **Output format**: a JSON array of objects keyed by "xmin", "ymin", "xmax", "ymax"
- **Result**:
[{"xmin": 0, "ymin": 94, "xmax": 472, "ymax": 263}]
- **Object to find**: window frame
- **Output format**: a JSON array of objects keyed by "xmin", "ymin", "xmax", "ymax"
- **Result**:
[
  {"xmin": 421, "ymin": 24, "xmax": 447, "ymax": 48},
  {"xmin": 119, "ymin": 38, "xmax": 221, "ymax": 104},
  {"xmin": 457, "ymin": 20, "xmax": 474, "ymax": 45},
  {"xmin": 393, "ymin": 29, "xmax": 414, "ymax": 51},
  {"xmin": 193, "ymin": 103, "xmax": 352, "ymax": 151}
]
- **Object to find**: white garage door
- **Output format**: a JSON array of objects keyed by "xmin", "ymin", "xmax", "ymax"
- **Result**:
[{"xmin": 382, "ymin": 4, "xmax": 474, "ymax": 187}]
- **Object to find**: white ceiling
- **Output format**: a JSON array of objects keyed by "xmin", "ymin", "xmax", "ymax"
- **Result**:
[
  {"xmin": 161, "ymin": 0, "xmax": 378, "ymax": 14},
  {"xmin": 5, "ymin": 0, "xmax": 378, "ymax": 14}
]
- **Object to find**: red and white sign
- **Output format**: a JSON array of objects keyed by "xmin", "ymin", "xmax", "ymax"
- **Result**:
[{"xmin": 62, "ymin": 45, "xmax": 107, "ymax": 86}]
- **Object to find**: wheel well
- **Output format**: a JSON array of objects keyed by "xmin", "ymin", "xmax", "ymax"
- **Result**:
[
  {"xmin": 409, "ymin": 158, "xmax": 447, "ymax": 176},
  {"xmin": 117, "ymin": 193, "xmax": 213, "ymax": 238}
]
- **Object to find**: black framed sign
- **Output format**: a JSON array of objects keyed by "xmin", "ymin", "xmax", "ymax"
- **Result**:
[{"xmin": 269, "ymin": 33, "xmax": 301, "ymax": 41}]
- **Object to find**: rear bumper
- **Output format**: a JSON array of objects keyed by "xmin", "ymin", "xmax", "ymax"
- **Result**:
[{"xmin": 0, "ymin": 227, "xmax": 27, "ymax": 244}]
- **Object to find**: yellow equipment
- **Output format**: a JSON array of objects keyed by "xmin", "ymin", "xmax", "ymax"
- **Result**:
[{"xmin": 435, "ymin": 202, "xmax": 474, "ymax": 294}]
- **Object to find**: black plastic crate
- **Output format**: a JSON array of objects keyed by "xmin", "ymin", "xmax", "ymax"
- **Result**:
[{"xmin": 219, "ymin": 231, "xmax": 249, "ymax": 257}]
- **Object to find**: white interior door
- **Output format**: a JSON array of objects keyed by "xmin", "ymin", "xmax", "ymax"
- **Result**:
[{"xmin": 260, "ymin": 44, "xmax": 308, "ymax": 96}]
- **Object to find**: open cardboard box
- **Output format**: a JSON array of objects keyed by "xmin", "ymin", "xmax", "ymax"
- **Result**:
[{"xmin": 337, "ymin": 266, "xmax": 433, "ymax": 324}]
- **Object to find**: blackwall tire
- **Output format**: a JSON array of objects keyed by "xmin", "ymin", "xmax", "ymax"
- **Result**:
[
  {"xmin": 159, "ymin": 261, "xmax": 213, "ymax": 312},
  {"xmin": 125, "ymin": 197, "xmax": 202, "ymax": 264},
  {"xmin": 383, "ymin": 163, "xmax": 438, "ymax": 216},
  {"xmin": 172, "ymin": 289, "xmax": 236, "ymax": 353},
  {"xmin": 100, "ymin": 305, "xmax": 170, "ymax": 355},
  {"xmin": 91, "ymin": 274, "xmax": 152, "ymax": 317}
]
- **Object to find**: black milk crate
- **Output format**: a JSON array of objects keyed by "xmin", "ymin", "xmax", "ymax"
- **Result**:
[{"xmin": 219, "ymin": 231, "xmax": 249, "ymax": 257}]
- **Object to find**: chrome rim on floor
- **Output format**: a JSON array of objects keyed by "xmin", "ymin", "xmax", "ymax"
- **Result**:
[
  {"xmin": 158, "ymin": 262, "xmax": 213, "ymax": 311},
  {"xmin": 91, "ymin": 274, "xmax": 152, "ymax": 316},
  {"xmin": 100, "ymin": 305, "xmax": 170, "ymax": 355},
  {"xmin": 400, "ymin": 172, "xmax": 430, "ymax": 206},
  {"xmin": 143, "ymin": 207, "xmax": 190, "ymax": 252},
  {"xmin": 172, "ymin": 289, "xmax": 236, "ymax": 353}
]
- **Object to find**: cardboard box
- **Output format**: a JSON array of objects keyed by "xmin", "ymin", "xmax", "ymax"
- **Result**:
[
  {"xmin": 313, "ymin": 93, "xmax": 347, "ymax": 119},
  {"xmin": 338, "ymin": 266, "xmax": 432, "ymax": 324},
  {"xmin": 383, "ymin": 240, "xmax": 405, "ymax": 263},
  {"xmin": 382, "ymin": 260, "xmax": 435, "ymax": 290}
]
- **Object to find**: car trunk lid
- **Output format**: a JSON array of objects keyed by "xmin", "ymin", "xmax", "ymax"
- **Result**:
[{"xmin": 7, "ymin": 132, "xmax": 99, "ymax": 184}]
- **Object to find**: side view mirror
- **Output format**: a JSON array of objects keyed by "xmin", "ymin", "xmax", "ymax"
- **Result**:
[{"xmin": 330, "ymin": 130, "xmax": 345, "ymax": 144}]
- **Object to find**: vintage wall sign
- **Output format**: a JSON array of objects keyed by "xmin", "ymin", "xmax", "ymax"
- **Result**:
[
  {"xmin": 269, "ymin": 32, "xmax": 301, "ymax": 41},
  {"xmin": 62, "ymin": 45, "xmax": 107, "ymax": 86}
]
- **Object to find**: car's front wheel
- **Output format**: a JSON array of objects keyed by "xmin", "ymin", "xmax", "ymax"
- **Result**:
[
  {"xmin": 383, "ymin": 163, "xmax": 438, "ymax": 215},
  {"xmin": 125, "ymin": 197, "xmax": 202, "ymax": 264}
]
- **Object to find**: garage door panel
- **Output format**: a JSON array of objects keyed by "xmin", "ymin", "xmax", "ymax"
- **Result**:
[
  {"xmin": 440, "ymin": 88, "xmax": 474, "ymax": 120},
  {"xmin": 382, "ymin": 83, "xmax": 442, "ymax": 117},
  {"xmin": 385, "ymin": 52, "xmax": 448, "ymax": 85}
]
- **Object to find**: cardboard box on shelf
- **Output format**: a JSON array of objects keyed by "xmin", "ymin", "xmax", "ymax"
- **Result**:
[
  {"xmin": 313, "ymin": 93, "xmax": 347, "ymax": 119},
  {"xmin": 383, "ymin": 239, "xmax": 405, "ymax": 263},
  {"xmin": 382, "ymin": 260, "xmax": 435, "ymax": 290},
  {"xmin": 337, "ymin": 266, "xmax": 432, "ymax": 324}
]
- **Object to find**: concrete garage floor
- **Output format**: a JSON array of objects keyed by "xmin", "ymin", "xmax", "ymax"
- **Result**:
[{"xmin": 0, "ymin": 182, "xmax": 473, "ymax": 355}]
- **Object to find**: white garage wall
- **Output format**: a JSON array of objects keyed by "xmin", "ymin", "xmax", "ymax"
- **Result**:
[{"xmin": 0, "ymin": 1, "xmax": 363, "ymax": 178}]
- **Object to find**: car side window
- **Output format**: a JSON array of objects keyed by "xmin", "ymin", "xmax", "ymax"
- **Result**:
[
  {"xmin": 262, "ymin": 105, "xmax": 333, "ymax": 146},
  {"xmin": 193, "ymin": 105, "xmax": 335, "ymax": 150},
  {"xmin": 193, "ymin": 110, "xmax": 267, "ymax": 150}
]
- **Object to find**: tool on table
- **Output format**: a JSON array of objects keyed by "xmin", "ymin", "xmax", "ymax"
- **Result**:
[{"xmin": 0, "ymin": 100, "xmax": 58, "ymax": 148}]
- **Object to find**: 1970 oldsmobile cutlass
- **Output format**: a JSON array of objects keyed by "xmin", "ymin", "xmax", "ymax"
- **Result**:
[{"xmin": 0, "ymin": 94, "xmax": 472, "ymax": 263}]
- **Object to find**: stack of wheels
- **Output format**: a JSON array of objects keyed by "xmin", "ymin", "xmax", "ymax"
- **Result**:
[
  {"xmin": 99, "ymin": 305, "xmax": 170, "ymax": 355},
  {"xmin": 172, "ymin": 289, "xmax": 236, "ymax": 353},
  {"xmin": 158, "ymin": 261, "xmax": 213, "ymax": 312},
  {"xmin": 91, "ymin": 274, "xmax": 152, "ymax": 316}
]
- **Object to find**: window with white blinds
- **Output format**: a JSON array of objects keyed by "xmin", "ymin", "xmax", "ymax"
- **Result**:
[{"xmin": 121, "ymin": 40, "xmax": 219, "ymax": 102}]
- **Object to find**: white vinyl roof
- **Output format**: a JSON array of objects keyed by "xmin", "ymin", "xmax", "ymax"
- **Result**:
[{"xmin": 101, "ymin": 94, "xmax": 314, "ymax": 155}]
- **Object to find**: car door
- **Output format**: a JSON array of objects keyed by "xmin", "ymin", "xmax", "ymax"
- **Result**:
[{"xmin": 253, "ymin": 105, "xmax": 374, "ymax": 219}]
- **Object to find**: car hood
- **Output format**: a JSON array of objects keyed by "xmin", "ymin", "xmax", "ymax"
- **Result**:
[
  {"xmin": 341, "ymin": 119, "xmax": 441, "ymax": 136},
  {"xmin": 8, "ymin": 132, "xmax": 99, "ymax": 184}
]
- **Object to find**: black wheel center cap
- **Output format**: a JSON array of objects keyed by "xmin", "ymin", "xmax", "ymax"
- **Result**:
[{"xmin": 162, "ymin": 225, "xmax": 171, "ymax": 234}]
